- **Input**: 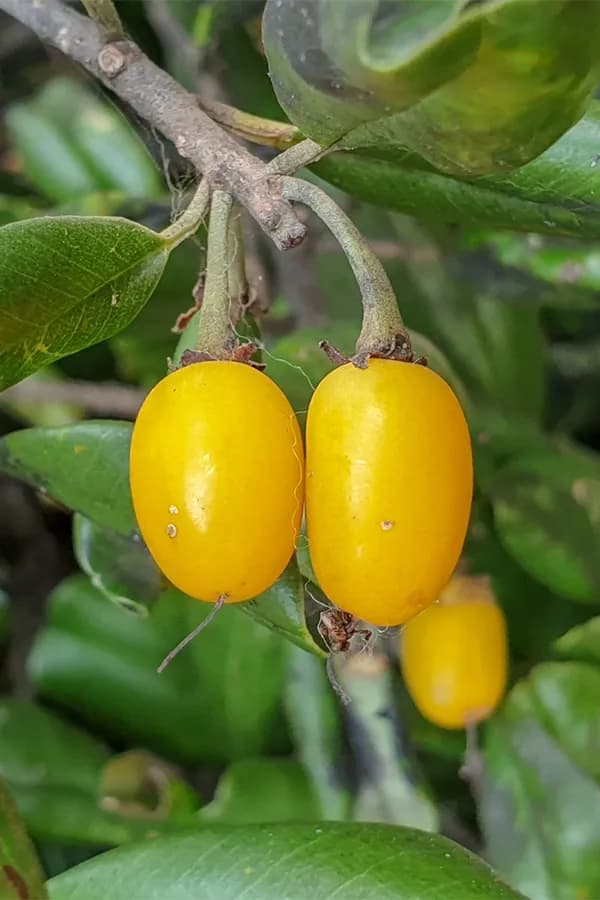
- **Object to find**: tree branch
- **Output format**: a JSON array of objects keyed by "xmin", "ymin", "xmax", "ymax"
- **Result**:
[
  {"xmin": 1, "ymin": 379, "xmax": 145, "ymax": 418},
  {"xmin": 0, "ymin": 0, "xmax": 307, "ymax": 251}
]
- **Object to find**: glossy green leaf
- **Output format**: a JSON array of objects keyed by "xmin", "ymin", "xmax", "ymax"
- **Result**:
[
  {"xmin": 283, "ymin": 645, "xmax": 351, "ymax": 820},
  {"xmin": 0, "ymin": 216, "xmax": 169, "ymax": 388},
  {"xmin": 313, "ymin": 103, "xmax": 600, "ymax": 239},
  {"xmin": 266, "ymin": 0, "xmax": 600, "ymax": 176},
  {"xmin": 73, "ymin": 514, "xmax": 161, "ymax": 616},
  {"xmin": 0, "ymin": 700, "xmax": 194, "ymax": 847},
  {"xmin": 0, "ymin": 776, "xmax": 47, "ymax": 900},
  {"xmin": 481, "ymin": 663, "xmax": 600, "ymax": 900},
  {"xmin": 29, "ymin": 575, "xmax": 287, "ymax": 764},
  {"xmin": 555, "ymin": 617, "xmax": 600, "ymax": 667},
  {"xmin": 491, "ymin": 471, "xmax": 600, "ymax": 602},
  {"xmin": 198, "ymin": 758, "xmax": 320, "ymax": 825},
  {"xmin": 47, "ymin": 822, "xmax": 524, "ymax": 900},
  {"xmin": 0, "ymin": 421, "xmax": 136, "ymax": 536}
]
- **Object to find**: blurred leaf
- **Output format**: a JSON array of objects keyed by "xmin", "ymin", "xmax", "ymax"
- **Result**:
[
  {"xmin": 283, "ymin": 644, "xmax": 351, "ymax": 820},
  {"xmin": 47, "ymin": 822, "xmax": 525, "ymax": 900},
  {"xmin": 0, "ymin": 216, "xmax": 169, "ymax": 389},
  {"xmin": 265, "ymin": 0, "xmax": 600, "ymax": 176},
  {"xmin": 461, "ymin": 230, "xmax": 600, "ymax": 299},
  {"xmin": 0, "ymin": 776, "xmax": 47, "ymax": 900},
  {"xmin": 198, "ymin": 758, "xmax": 320, "ymax": 824},
  {"xmin": 29, "ymin": 575, "xmax": 287, "ymax": 765},
  {"xmin": 337, "ymin": 655, "xmax": 439, "ymax": 832},
  {"xmin": 36, "ymin": 79, "xmax": 161, "ymax": 199},
  {"xmin": 555, "ymin": 617, "xmax": 600, "ymax": 667},
  {"xmin": 111, "ymin": 240, "xmax": 203, "ymax": 387},
  {"xmin": 491, "ymin": 470, "xmax": 600, "ymax": 602},
  {"xmin": 73, "ymin": 514, "xmax": 161, "ymax": 617},
  {"xmin": 390, "ymin": 220, "xmax": 544, "ymax": 417},
  {"xmin": 313, "ymin": 103, "xmax": 600, "ymax": 240},
  {"xmin": 481, "ymin": 663, "xmax": 600, "ymax": 900},
  {"xmin": 0, "ymin": 421, "xmax": 136, "ymax": 536},
  {"xmin": 0, "ymin": 369, "xmax": 82, "ymax": 428},
  {"xmin": 6, "ymin": 78, "xmax": 160, "ymax": 202},
  {"xmin": 467, "ymin": 501, "xmax": 592, "ymax": 664},
  {"xmin": 6, "ymin": 105, "xmax": 98, "ymax": 203},
  {"xmin": 0, "ymin": 701, "xmax": 194, "ymax": 848},
  {"xmin": 99, "ymin": 750, "xmax": 199, "ymax": 823}
]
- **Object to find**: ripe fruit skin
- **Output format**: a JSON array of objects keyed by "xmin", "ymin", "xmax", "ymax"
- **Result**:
[
  {"xmin": 401, "ymin": 575, "xmax": 508, "ymax": 730},
  {"xmin": 130, "ymin": 361, "xmax": 303, "ymax": 603},
  {"xmin": 305, "ymin": 358, "xmax": 472, "ymax": 626}
]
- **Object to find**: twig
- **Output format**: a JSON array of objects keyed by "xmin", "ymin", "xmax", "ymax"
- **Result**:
[
  {"xmin": 0, "ymin": 379, "xmax": 146, "ymax": 417},
  {"xmin": 80, "ymin": 0, "xmax": 123, "ymax": 36},
  {"xmin": 0, "ymin": 0, "xmax": 306, "ymax": 251}
]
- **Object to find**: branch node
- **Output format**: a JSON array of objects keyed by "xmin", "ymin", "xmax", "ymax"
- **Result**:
[{"xmin": 98, "ymin": 42, "xmax": 127, "ymax": 77}]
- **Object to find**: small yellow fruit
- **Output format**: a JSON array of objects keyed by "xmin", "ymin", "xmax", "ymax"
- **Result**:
[
  {"xmin": 130, "ymin": 361, "xmax": 304, "ymax": 603},
  {"xmin": 400, "ymin": 574, "xmax": 507, "ymax": 730}
]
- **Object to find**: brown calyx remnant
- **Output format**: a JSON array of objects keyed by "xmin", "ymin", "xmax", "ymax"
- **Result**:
[
  {"xmin": 179, "ymin": 344, "xmax": 265, "ymax": 371},
  {"xmin": 319, "ymin": 338, "xmax": 428, "ymax": 370}
]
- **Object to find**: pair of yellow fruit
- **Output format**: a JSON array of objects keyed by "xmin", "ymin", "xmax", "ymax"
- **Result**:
[{"xmin": 130, "ymin": 355, "xmax": 472, "ymax": 623}]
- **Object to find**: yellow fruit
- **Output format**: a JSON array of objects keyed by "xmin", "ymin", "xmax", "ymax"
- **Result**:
[
  {"xmin": 305, "ymin": 358, "xmax": 472, "ymax": 626},
  {"xmin": 130, "ymin": 361, "xmax": 304, "ymax": 602},
  {"xmin": 401, "ymin": 575, "xmax": 508, "ymax": 729}
]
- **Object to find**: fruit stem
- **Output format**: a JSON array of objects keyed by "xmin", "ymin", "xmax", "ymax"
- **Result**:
[
  {"xmin": 194, "ymin": 190, "xmax": 237, "ymax": 358},
  {"xmin": 280, "ymin": 176, "xmax": 410, "ymax": 361},
  {"xmin": 160, "ymin": 180, "xmax": 210, "ymax": 248},
  {"xmin": 226, "ymin": 203, "xmax": 248, "ymax": 325}
]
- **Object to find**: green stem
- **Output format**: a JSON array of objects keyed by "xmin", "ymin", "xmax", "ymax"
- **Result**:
[
  {"xmin": 160, "ymin": 180, "xmax": 210, "ymax": 248},
  {"xmin": 280, "ymin": 176, "xmax": 409, "ymax": 359},
  {"xmin": 267, "ymin": 138, "xmax": 328, "ymax": 176},
  {"xmin": 226, "ymin": 203, "xmax": 248, "ymax": 325},
  {"xmin": 80, "ymin": 0, "xmax": 123, "ymax": 35},
  {"xmin": 195, "ymin": 190, "xmax": 236, "ymax": 357}
]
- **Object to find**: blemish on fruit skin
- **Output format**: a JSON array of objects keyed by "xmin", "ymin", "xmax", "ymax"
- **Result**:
[
  {"xmin": 166, "ymin": 523, "xmax": 177, "ymax": 538},
  {"xmin": 380, "ymin": 520, "xmax": 394, "ymax": 531},
  {"xmin": 168, "ymin": 504, "xmax": 179, "ymax": 515}
]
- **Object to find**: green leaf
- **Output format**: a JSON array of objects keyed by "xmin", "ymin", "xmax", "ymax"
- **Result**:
[
  {"xmin": 390, "ymin": 220, "xmax": 543, "ymax": 418},
  {"xmin": 34, "ymin": 79, "xmax": 161, "ymax": 199},
  {"xmin": 198, "ymin": 758, "xmax": 320, "ymax": 825},
  {"xmin": 0, "ymin": 776, "xmax": 47, "ymax": 900},
  {"xmin": 313, "ymin": 102, "xmax": 600, "ymax": 239},
  {"xmin": 0, "ymin": 216, "xmax": 169, "ymax": 388},
  {"xmin": 0, "ymin": 421, "xmax": 136, "ymax": 536},
  {"xmin": 265, "ymin": 0, "xmax": 600, "ymax": 176},
  {"xmin": 47, "ymin": 822, "xmax": 524, "ymax": 900},
  {"xmin": 6, "ymin": 104, "xmax": 98, "ymax": 203},
  {"xmin": 240, "ymin": 561, "xmax": 326, "ymax": 658},
  {"xmin": 491, "ymin": 471, "xmax": 600, "ymax": 602},
  {"xmin": 555, "ymin": 616, "xmax": 600, "ymax": 667},
  {"xmin": 73, "ymin": 514, "xmax": 161, "ymax": 616},
  {"xmin": 481, "ymin": 663, "xmax": 600, "ymax": 900},
  {"xmin": 283, "ymin": 645, "xmax": 351, "ymax": 820},
  {"xmin": 29, "ymin": 575, "xmax": 287, "ymax": 764},
  {"xmin": 0, "ymin": 700, "xmax": 194, "ymax": 847},
  {"xmin": 7, "ymin": 77, "xmax": 161, "ymax": 202}
]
